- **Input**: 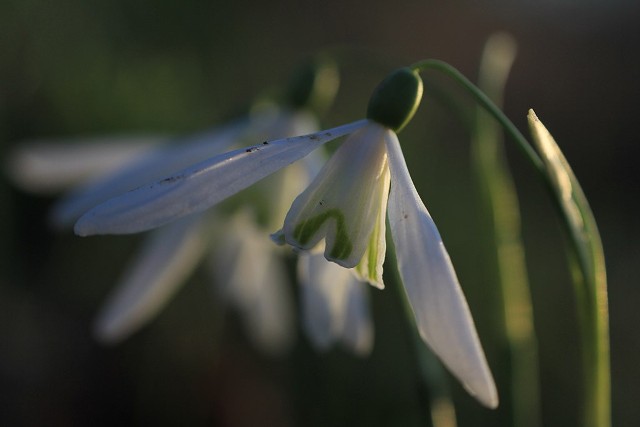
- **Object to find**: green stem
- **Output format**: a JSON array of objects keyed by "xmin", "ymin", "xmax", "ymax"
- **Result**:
[
  {"xmin": 472, "ymin": 34, "xmax": 541, "ymax": 427},
  {"xmin": 411, "ymin": 59, "xmax": 610, "ymax": 427},
  {"xmin": 409, "ymin": 60, "xmax": 545, "ymax": 175}
]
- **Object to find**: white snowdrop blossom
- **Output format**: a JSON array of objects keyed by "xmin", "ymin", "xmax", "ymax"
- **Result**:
[
  {"xmin": 208, "ymin": 208, "xmax": 296, "ymax": 354},
  {"xmin": 74, "ymin": 68, "xmax": 498, "ymax": 407},
  {"xmin": 298, "ymin": 243, "xmax": 374, "ymax": 355},
  {"xmin": 10, "ymin": 108, "xmax": 316, "ymax": 351},
  {"xmin": 7, "ymin": 60, "xmax": 375, "ymax": 356},
  {"xmin": 9, "ymin": 103, "xmax": 371, "ymax": 354},
  {"xmin": 5, "ymin": 135, "xmax": 163, "ymax": 194}
]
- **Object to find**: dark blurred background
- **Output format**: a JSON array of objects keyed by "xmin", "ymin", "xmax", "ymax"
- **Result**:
[{"xmin": 1, "ymin": 1, "xmax": 638, "ymax": 426}]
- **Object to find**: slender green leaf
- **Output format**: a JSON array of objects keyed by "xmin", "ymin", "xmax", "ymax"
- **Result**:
[{"xmin": 528, "ymin": 110, "xmax": 610, "ymax": 427}]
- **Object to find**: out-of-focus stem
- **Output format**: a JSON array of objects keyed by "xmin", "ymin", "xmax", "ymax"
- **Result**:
[{"xmin": 472, "ymin": 33, "xmax": 541, "ymax": 427}]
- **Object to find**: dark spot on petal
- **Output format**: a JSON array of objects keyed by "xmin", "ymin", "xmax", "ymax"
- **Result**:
[
  {"xmin": 309, "ymin": 134, "xmax": 318, "ymax": 140},
  {"xmin": 161, "ymin": 175, "xmax": 183, "ymax": 184},
  {"xmin": 262, "ymin": 141, "xmax": 269, "ymax": 145}
]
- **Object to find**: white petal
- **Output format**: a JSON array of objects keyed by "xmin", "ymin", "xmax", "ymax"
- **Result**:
[
  {"xmin": 210, "ymin": 210, "xmax": 295, "ymax": 355},
  {"xmin": 283, "ymin": 121, "xmax": 390, "ymax": 267},
  {"xmin": 385, "ymin": 133, "xmax": 498, "ymax": 408},
  {"xmin": 53, "ymin": 120, "xmax": 248, "ymax": 227},
  {"xmin": 298, "ymin": 247, "xmax": 374, "ymax": 355},
  {"xmin": 93, "ymin": 214, "xmax": 210, "ymax": 344},
  {"xmin": 353, "ymin": 160, "xmax": 389, "ymax": 289},
  {"xmin": 246, "ymin": 148, "xmax": 324, "ymax": 232},
  {"xmin": 5, "ymin": 136, "xmax": 161, "ymax": 194},
  {"xmin": 298, "ymin": 251, "xmax": 339, "ymax": 350},
  {"xmin": 341, "ymin": 275, "xmax": 374, "ymax": 356},
  {"xmin": 75, "ymin": 120, "xmax": 367, "ymax": 236},
  {"xmin": 217, "ymin": 109, "xmax": 321, "ymax": 230}
]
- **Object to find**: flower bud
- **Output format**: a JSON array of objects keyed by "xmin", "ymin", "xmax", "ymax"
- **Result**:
[
  {"xmin": 366, "ymin": 68, "xmax": 423, "ymax": 132},
  {"xmin": 284, "ymin": 57, "xmax": 339, "ymax": 114}
]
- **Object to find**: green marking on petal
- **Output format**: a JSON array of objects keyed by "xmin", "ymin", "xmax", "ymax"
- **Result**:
[
  {"xmin": 367, "ymin": 228, "xmax": 378, "ymax": 279},
  {"xmin": 293, "ymin": 209, "xmax": 353, "ymax": 260},
  {"xmin": 353, "ymin": 194, "xmax": 387, "ymax": 289}
]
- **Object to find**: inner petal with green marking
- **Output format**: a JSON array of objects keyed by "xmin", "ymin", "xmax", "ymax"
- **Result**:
[
  {"xmin": 283, "ymin": 121, "xmax": 392, "ymax": 269},
  {"xmin": 353, "ymin": 161, "xmax": 389, "ymax": 289},
  {"xmin": 294, "ymin": 209, "xmax": 353, "ymax": 260}
]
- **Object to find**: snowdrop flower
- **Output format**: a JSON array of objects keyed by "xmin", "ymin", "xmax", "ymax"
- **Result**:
[
  {"xmin": 74, "ymin": 67, "xmax": 498, "ymax": 407},
  {"xmin": 7, "ymin": 60, "xmax": 376, "ymax": 356},
  {"xmin": 9, "ymin": 108, "xmax": 311, "ymax": 353},
  {"xmin": 298, "ymin": 244, "xmax": 374, "ymax": 355},
  {"xmin": 5, "ymin": 135, "xmax": 164, "ymax": 195}
]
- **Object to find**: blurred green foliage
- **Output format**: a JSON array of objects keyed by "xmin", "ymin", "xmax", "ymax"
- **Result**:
[{"xmin": 1, "ymin": 1, "xmax": 639, "ymax": 426}]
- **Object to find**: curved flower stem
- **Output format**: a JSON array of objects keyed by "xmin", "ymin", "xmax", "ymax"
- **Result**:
[
  {"xmin": 410, "ymin": 59, "xmax": 610, "ymax": 427},
  {"xmin": 409, "ymin": 60, "xmax": 546, "ymax": 176}
]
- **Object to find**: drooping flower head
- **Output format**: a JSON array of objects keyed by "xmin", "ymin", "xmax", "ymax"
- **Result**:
[
  {"xmin": 74, "ymin": 66, "xmax": 498, "ymax": 407},
  {"xmin": 6, "ymin": 58, "xmax": 377, "ymax": 356}
]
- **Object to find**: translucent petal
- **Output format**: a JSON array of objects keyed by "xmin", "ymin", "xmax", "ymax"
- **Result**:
[
  {"xmin": 298, "ymin": 251, "xmax": 340, "ymax": 350},
  {"xmin": 298, "ymin": 247, "xmax": 374, "ymax": 355},
  {"xmin": 53, "ymin": 120, "xmax": 248, "ymax": 227},
  {"xmin": 256, "ymin": 149, "xmax": 325, "ymax": 231},
  {"xmin": 341, "ymin": 274, "xmax": 375, "ymax": 356},
  {"xmin": 75, "ymin": 120, "xmax": 367, "ymax": 236},
  {"xmin": 224, "ymin": 109, "xmax": 321, "ymax": 230},
  {"xmin": 385, "ymin": 132, "xmax": 498, "ymax": 408},
  {"xmin": 209, "ymin": 210, "xmax": 294, "ymax": 355},
  {"xmin": 283, "ymin": 121, "xmax": 389, "ymax": 268},
  {"xmin": 5, "ymin": 136, "xmax": 161, "ymax": 194},
  {"xmin": 353, "ymin": 161, "xmax": 389, "ymax": 289},
  {"xmin": 93, "ymin": 214, "xmax": 210, "ymax": 344}
]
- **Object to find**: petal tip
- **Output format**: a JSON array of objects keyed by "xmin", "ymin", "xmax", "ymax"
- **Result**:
[
  {"xmin": 480, "ymin": 389, "xmax": 500, "ymax": 410},
  {"xmin": 74, "ymin": 215, "xmax": 95, "ymax": 236},
  {"xmin": 464, "ymin": 377, "xmax": 499, "ymax": 409},
  {"xmin": 92, "ymin": 317, "xmax": 124, "ymax": 346}
]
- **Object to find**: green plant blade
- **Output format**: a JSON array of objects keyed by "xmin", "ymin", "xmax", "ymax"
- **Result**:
[{"xmin": 528, "ymin": 110, "xmax": 610, "ymax": 427}]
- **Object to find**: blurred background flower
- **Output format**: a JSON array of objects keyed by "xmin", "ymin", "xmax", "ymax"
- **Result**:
[{"xmin": 1, "ymin": 0, "xmax": 638, "ymax": 426}]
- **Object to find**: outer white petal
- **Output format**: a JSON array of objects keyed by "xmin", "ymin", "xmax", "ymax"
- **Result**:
[
  {"xmin": 242, "ymin": 110, "xmax": 322, "ymax": 230},
  {"xmin": 52, "ymin": 120, "xmax": 248, "ymax": 227},
  {"xmin": 298, "ymin": 247, "xmax": 374, "ymax": 355},
  {"xmin": 5, "ymin": 136, "xmax": 161, "ymax": 194},
  {"xmin": 385, "ymin": 132, "xmax": 498, "ymax": 408},
  {"xmin": 283, "ymin": 121, "xmax": 389, "ymax": 267},
  {"xmin": 210, "ymin": 210, "xmax": 294, "ymax": 355},
  {"xmin": 75, "ymin": 120, "xmax": 367, "ymax": 236},
  {"xmin": 93, "ymin": 214, "xmax": 210, "ymax": 344}
]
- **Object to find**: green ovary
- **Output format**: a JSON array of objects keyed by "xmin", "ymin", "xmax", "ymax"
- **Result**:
[{"xmin": 293, "ymin": 209, "xmax": 353, "ymax": 260}]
